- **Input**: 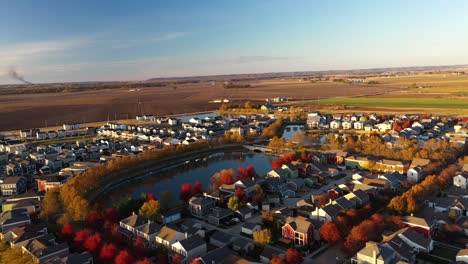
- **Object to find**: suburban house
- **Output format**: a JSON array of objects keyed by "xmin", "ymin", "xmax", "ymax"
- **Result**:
[
  {"xmin": 260, "ymin": 246, "xmax": 285, "ymax": 264},
  {"xmin": 171, "ymin": 234, "xmax": 207, "ymax": 264},
  {"xmin": 119, "ymin": 213, "xmax": 148, "ymax": 238},
  {"xmin": 345, "ymin": 156, "xmax": 371, "ymax": 170},
  {"xmin": 376, "ymin": 159, "xmax": 405, "ymax": 174},
  {"xmin": 36, "ymin": 175, "xmax": 69, "ymax": 192},
  {"xmin": 281, "ymin": 164, "xmax": 300, "ymax": 179},
  {"xmin": 1, "ymin": 208, "xmax": 31, "ymax": 232},
  {"xmin": 309, "ymin": 203, "xmax": 338, "ymax": 222},
  {"xmin": 266, "ymin": 169, "xmax": 289, "ymax": 181},
  {"xmin": 0, "ymin": 176, "xmax": 27, "ymax": 196},
  {"xmin": 407, "ymin": 167, "xmax": 424, "ymax": 182},
  {"xmin": 282, "ymin": 216, "xmax": 314, "ymax": 247},
  {"xmin": 134, "ymin": 221, "xmax": 161, "ymax": 246},
  {"xmin": 352, "ymin": 241, "xmax": 399, "ymax": 264},
  {"xmin": 330, "ymin": 120, "xmax": 341, "ymax": 129},
  {"xmin": 381, "ymin": 227, "xmax": 434, "ymax": 262},
  {"xmin": 241, "ymin": 222, "xmax": 261, "ymax": 236},
  {"xmin": 208, "ymin": 207, "xmax": 234, "ymax": 226},
  {"xmin": 22, "ymin": 237, "xmax": 69, "ymax": 263},
  {"xmin": 454, "ymin": 172, "xmax": 468, "ymax": 189},
  {"xmin": 235, "ymin": 206, "xmax": 253, "ymax": 221},
  {"xmin": 231, "ymin": 237, "xmax": 254, "ymax": 255},
  {"xmin": 154, "ymin": 225, "xmax": 185, "ymax": 248},
  {"xmin": 188, "ymin": 197, "xmax": 215, "ymax": 217},
  {"xmin": 407, "ymin": 158, "xmax": 430, "ymax": 182},
  {"xmin": 209, "ymin": 230, "xmax": 233, "ymax": 248},
  {"xmin": 456, "ymin": 249, "xmax": 468, "ymax": 263},
  {"xmin": 403, "ymin": 216, "xmax": 431, "ymax": 237}
]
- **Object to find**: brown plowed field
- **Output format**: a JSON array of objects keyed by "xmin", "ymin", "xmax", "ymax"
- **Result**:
[{"xmin": 0, "ymin": 81, "xmax": 402, "ymax": 130}]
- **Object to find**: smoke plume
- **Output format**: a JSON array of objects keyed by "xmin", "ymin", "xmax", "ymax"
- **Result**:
[{"xmin": 8, "ymin": 68, "xmax": 32, "ymax": 84}]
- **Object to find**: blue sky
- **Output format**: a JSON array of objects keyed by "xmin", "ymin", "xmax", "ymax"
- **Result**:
[{"xmin": 1, "ymin": 0, "xmax": 468, "ymax": 84}]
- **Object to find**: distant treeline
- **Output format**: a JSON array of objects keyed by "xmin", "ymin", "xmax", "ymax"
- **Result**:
[
  {"xmin": 0, "ymin": 82, "xmax": 168, "ymax": 95},
  {"xmin": 223, "ymin": 83, "xmax": 251, "ymax": 89}
]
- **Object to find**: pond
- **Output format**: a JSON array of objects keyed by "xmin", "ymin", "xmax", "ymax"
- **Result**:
[
  {"xmin": 106, "ymin": 152, "xmax": 275, "ymax": 204},
  {"xmin": 282, "ymin": 125, "xmax": 305, "ymax": 140}
]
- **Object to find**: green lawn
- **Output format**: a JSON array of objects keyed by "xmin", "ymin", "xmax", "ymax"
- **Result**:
[{"xmin": 312, "ymin": 97, "xmax": 468, "ymax": 109}]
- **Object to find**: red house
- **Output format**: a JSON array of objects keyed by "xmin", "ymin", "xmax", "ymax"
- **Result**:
[{"xmin": 281, "ymin": 216, "xmax": 314, "ymax": 247}]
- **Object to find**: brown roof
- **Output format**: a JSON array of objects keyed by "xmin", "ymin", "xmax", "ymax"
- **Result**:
[{"xmin": 284, "ymin": 216, "xmax": 313, "ymax": 234}]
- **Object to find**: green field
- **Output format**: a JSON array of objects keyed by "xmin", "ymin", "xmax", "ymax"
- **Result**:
[
  {"xmin": 370, "ymin": 74, "xmax": 468, "ymax": 86},
  {"xmin": 313, "ymin": 97, "xmax": 468, "ymax": 109}
]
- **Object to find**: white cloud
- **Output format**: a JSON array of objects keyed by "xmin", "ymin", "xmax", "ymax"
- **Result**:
[
  {"xmin": 0, "ymin": 38, "xmax": 89, "ymax": 66},
  {"xmin": 150, "ymin": 32, "xmax": 189, "ymax": 42}
]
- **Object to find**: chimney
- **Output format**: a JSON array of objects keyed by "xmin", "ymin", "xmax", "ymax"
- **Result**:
[
  {"xmin": 373, "ymin": 250, "xmax": 377, "ymax": 264},
  {"xmin": 132, "ymin": 211, "xmax": 135, "ymax": 216},
  {"xmin": 185, "ymin": 232, "xmax": 188, "ymax": 239}
]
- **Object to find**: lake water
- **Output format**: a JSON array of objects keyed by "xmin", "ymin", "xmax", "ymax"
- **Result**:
[
  {"xmin": 282, "ymin": 125, "xmax": 305, "ymax": 140},
  {"xmin": 107, "ymin": 152, "xmax": 275, "ymax": 204}
]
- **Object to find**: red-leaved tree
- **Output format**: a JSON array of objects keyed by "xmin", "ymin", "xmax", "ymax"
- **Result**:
[
  {"xmin": 135, "ymin": 258, "xmax": 152, "ymax": 264},
  {"xmin": 270, "ymin": 254, "xmax": 285, "ymax": 264},
  {"xmin": 61, "ymin": 224, "xmax": 75, "ymax": 241},
  {"xmin": 99, "ymin": 243, "xmax": 117, "ymax": 263},
  {"xmin": 285, "ymin": 248, "xmax": 303, "ymax": 264},
  {"xmin": 235, "ymin": 187, "xmax": 246, "ymax": 201},
  {"xmin": 74, "ymin": 229, "xmax": 92, "ymax": 246},
  {"xmin": 180, "ymin": 183, "xmax": 193, "ymax": 202},
  {"xmin": 146, "ymin": 193, "xmax": 156, "ymax": 202},
  {"xmin": 84, "ymin": 233, "xmax": 102, "ymax": 255},
  {"xmin": 87, "ymin": 210, "xmax": 100, "ymax": 229},
  {"xmin": 193, "ymin": 181, "xmax": 203, "ymax": 195},
  {"xmin": 115, "ymin": 250, "xmax": 134, "ymax": 264},
  {"xmin": 319, "ymin": 222, "xmax": 342, "ymax": 243}
]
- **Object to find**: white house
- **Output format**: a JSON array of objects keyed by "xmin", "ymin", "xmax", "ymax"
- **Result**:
[
  {"xmin": 330, "ymin": 120, "xmax": 341, "ymax": 129},
  {"xmin": 155, "ymin": 226, "xmax": 185, "ymax": 248},
  {"xmin": 407, "ymin": 167, "xmax": 423, "ymax": 182},
  {"xmin": 353, "ymin": 121, "xmax": 364, "ymax": 130},
  {"xmin": 241, "ymin": 222, "xmax": 261, "ymax": 235},
  {"xmin": 456, "ymin": 249, "xmax": 468, "ymax": 263},
  {"xmin": 171, "ymin": 234, "xmax": 207, "ymax": 263},
  {"xmin": 454, "ymin": 172, "xmax": 468, "ymax": 189},
  {"xmin": 342, "ymin": 121, "xmax": 353, "ymax": 130}
]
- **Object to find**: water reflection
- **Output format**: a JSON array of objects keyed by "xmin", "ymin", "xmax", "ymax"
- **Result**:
[{"xmin": 106, "ymin": 152, "xmax": 275, "ymax": 204}]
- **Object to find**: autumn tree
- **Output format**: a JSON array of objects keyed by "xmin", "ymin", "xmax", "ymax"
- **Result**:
[
  {"xmin": 115, "ymin": 250, "xmax": 134, "ymax": 264},
  {"xmin": 87, "ymin": 210, "xmax": 100, "ymax": 229},
  {"xmin": 84, "ymin": 233, "xmax": 102, "ymax": 255},
  {"xmin": 270, "ymin": 255, "xmax": 285, "ymax": 264},
  {"xmin": 74, "ymin": 229, "xmax": 92, "ymax": 246},
  {"xmin": 189, "ymin": 259, "xmax": 202, "ymax": 264},
  {"xmin": 180, "ymin": 183, "xmax": 193, "ymax": 202},
  {"xmin": 133, "ymin": 237, "xmax": 147, "ymax": 258},
  {"xmin": 227, "ymin": 196, "xmax": 241, "ymax": 211},
  {"xmin": 146, "ymin": 193, "xmax": 156, "ymax": 202},
  {"xmin": 193, "ymin": 181, "xmax": 203, "ymax": 195},
  {"xmin": 253, "ymin": 229, "xmax": 272, "ymax": 245},
  {"xmin": 135, "ymin": 258, "xmax": 152, "ymax": 264},
  {"xmin": 99, "ymin": 243, "xmax": 118, "ymax": 263},
  {"xmin": 285, "ymin": 248, "xmax": 303, "ymax": 264},
  {"xmin": 210, "ymin": 169, "xmax": 235, "ymax": 190},
  {"xmin": 103, "ymin": 208, "xmax": 118, "ymax": 223},
  {"xmin": 319, "ymin": 222, "xmax": 342, "ymax": 243},
  {"xmin": 61, "ymin": 224, "xmax": 75, "ymax": 241},
  {"xmin": 40, "ymin": 187, "xmax": 61, "ymax": 221},
  {"xmin": 139, "ymin": 199, "xmax": 161, "ymax": 220},
  {"xmin": 235, "ymin": 187, "xmax": 246, "ymax": 201}
]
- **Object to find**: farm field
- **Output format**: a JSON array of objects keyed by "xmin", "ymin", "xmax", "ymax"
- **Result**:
[
  {"xmin": 0, "ymin": 81, "xmax": 401, "ymax": 130},
  {"xmin": 1, "ymin": 72, "xmax": 467, "ymax": 131},
  {"xmin": 314, "ymin": 97, "xmax": 467, "ymax": 109}
]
